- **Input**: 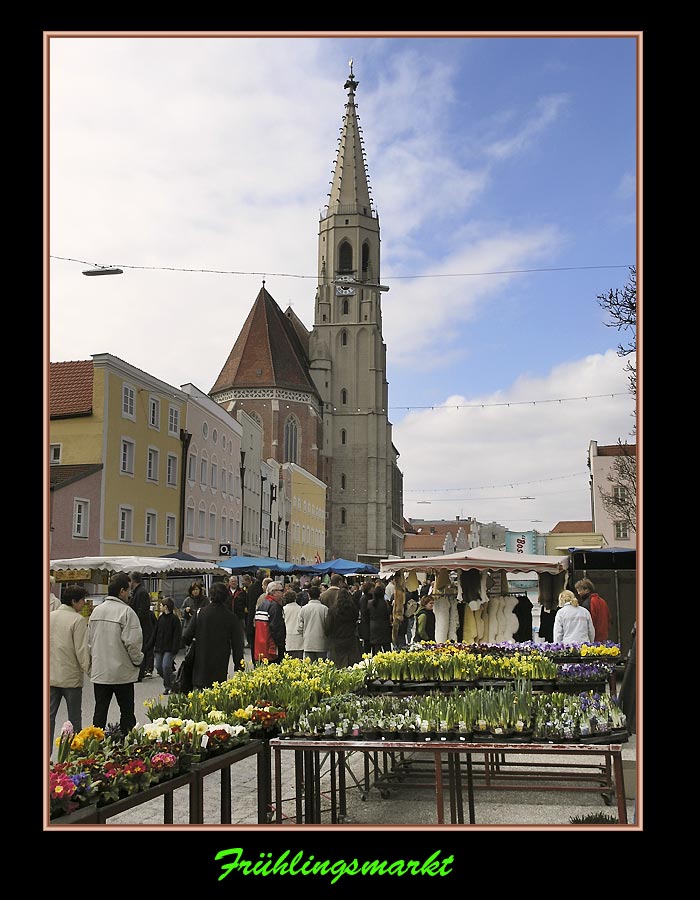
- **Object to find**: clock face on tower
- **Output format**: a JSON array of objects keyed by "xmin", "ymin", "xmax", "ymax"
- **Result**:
[{"xmin": 336, "ymin": 286, "xmax": 355, "ymax": 295}]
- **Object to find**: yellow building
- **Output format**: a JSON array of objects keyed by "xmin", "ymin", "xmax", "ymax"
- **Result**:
[
  {"xmin": 50, "ymin": 354, "xmax": 188, "ymax": 556},
  {"xmin": 281, "ymin": 463, "xmax": 326, "ymax": 565}
]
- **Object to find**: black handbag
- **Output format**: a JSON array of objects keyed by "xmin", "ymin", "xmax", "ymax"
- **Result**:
[{"xmin": 172, "ymin": 639, "xmax": 196, "ymax": 694}]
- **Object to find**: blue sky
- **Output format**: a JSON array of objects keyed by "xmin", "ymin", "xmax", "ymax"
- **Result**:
[{"xmin": 48, "ymin": 32, "xmax": 639, "ymax": 534}]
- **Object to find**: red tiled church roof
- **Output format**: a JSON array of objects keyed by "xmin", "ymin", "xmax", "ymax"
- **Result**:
[
  {"xmin": 49, "ymin": 360, "xmax": 94, "ymax": 418},
  {"xmin": 210, "ymin": 286, "xmax": 318, "ymax": 397}
]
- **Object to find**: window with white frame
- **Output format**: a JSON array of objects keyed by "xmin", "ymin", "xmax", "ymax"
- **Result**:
[
  {"xmin": 168, "ymin": 405, "xmax": 180, "ymax": 436},
  {"xmin": 121, "ymin": 438, "xmax": 135, "ymax": 474},
  {"xmin": 148, "ymin": 396, "xmax": 160, "ymax": 429},
  {"xmin": 147, "ymin": 448, "xmax": 160, "ymax": 482},
  {"xmin": 167, "ymin": 453, "xmax": 178, "ymax": 486},
  {"xmin": 209, "ymin": 510, "xmax": 216, "ymax": 539},
  {"xmin": 145, "ymin": 511, "xmax": 157, "ymax": 544},
  {"xmin": 188, "ymin": 449, "xmax": 197, "ymax": 481},
  {"xmin": 72, "ymin": 498, "xmax": 89, "ymax": 538},
  {"xmin": 198, "ymin": 506, "xmax": 206, "ymax": 537},
  {"xmin": 119, "ymin": 506, "xmax": 133, "ymax": 542},
  {"xmin": 186, "ymin": 503, "xmax": 194, "ymax": 536},
  {"xmin": 200, "ymin": 453, "xmax": 208, "ymax": 487},
  {"xmin": 614, "ymin": 521, "xmax": 630, "ymax": 540},
  {"xmin": 211, "ymin": 461, "xmax": 218, "ymax": 490},
  {"xmin": 50, "ymin": 444, "xmax": 61, "ymax": 465},
  {"xmin": 612, "ymin": 486, "xmax": 629, "ymax": 503},
  {"xmin": 166, "ymin": 515, "xmax": 176, "ymax": 546},
  {"xmin": 122, "ymin": 384, "xmax": 135, "ymax": 419}
]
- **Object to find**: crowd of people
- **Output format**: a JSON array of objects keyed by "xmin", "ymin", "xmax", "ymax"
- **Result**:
[{"xmin": 49, "ymin": 567, "xmax": 617, "ymax": 753}]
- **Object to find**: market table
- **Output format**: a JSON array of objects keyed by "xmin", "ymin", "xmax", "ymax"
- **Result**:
[
  {"xmin": 269, "ymin": 737, "xmax": 628, "ymax": 825},
  {"xmin": 189, "ymin": 740, "xmax": 267, "ymax": 824}
]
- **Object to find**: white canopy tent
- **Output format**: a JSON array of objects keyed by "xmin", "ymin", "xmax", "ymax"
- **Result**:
[
  {"xmin": 50, "ymin": 556, "xmax": 225, "ymax": 577},
  {"xmin": 380, "ymin": 546, "xmax": 569, "ymax": 577}
]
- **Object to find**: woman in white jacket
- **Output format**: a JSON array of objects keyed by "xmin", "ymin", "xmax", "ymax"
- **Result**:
[{"xmin": 553, "ymin": 589, "xmax": 595, "ymax": 645}]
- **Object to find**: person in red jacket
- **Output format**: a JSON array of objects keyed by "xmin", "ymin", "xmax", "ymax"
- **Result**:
[{"xmin": 574, "ymin": 578, "xmax": 611, "ymax": 642}]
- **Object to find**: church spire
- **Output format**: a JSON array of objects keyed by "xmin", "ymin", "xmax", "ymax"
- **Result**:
[{"xmin": 326, "ymin": 60, "xmax": 374, "ymax": 217}]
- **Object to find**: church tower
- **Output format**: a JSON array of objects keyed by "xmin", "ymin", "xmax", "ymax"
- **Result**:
[
  {"xmin": 210, "ymin": 63, "xmax": 402, "ymax": 563},
  {"xmin": 309, "ymin": 62, "xmax": 401, "ymax": 562}
]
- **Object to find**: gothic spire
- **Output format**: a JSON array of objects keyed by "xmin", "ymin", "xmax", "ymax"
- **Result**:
[{"xmin": 326, "ymin": 61, "xmax": 374, "ymax": 216}]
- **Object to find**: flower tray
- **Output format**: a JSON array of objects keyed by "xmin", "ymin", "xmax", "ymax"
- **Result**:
[{"xmin": 555, "ymin": 681, "xmax": 609, "ymax": 694}]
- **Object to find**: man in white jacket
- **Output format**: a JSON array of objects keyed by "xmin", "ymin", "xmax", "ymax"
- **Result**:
[
  {"xmin": 88, "ymin": 572, "xmax": 143, "ymax": 737},
  {"xmin": 297, "ymin": 585, "xmax": 329, "ymax": 661},
  {"xmin": 49, "ymin": 584, "xmax": 91, "ymax": 753}
]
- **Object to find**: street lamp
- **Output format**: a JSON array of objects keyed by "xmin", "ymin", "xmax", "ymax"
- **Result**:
[
  {"xmin": 239, "ymin": 452, "xmax": 246, "ymax": 551},
  {"xmin": 82, "ymin": 266, "xmax": 123, "ymax": 276},
  {"xmin": 259, "ymin": 475, "xmax": 267, "ymax": 555}
]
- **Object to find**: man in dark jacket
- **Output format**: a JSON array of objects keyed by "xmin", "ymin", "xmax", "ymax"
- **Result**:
[
  {"xmin": 129, "ymin": 572, "xmax": 155, "ymax": 682},
  {"xmin": 190, "ymin": 582, "xmax": 245, "ymax": 689}
]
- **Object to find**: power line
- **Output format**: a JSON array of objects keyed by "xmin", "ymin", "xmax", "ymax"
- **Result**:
[{"xmin": 50, "ymin": 255, "xmax": 632, "ymax": 282}]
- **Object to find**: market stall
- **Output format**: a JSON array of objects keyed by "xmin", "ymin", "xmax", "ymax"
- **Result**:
[
  {"xmin": 380, "ymin": 547, "xmax": 569, "ymax": 645},
  {"xmin": 50, "ymin": 555, "xmax": 226, "ymax": 610}
]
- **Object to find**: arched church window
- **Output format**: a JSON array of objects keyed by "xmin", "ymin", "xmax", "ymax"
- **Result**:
[
  {"xmin": 284, "ymin": 416, "xmax": 299, "ymax": 464},
  {"xmin": 341, "ymin": 473, "xmax": 346, "ymax": 490},
  {"xmin": 362, "ymin": 241, "xmax": 370, "ymax": 273},
  {"xmin": 341, "ymin": 508, "xmax": 347, "ymax": 525},
  {"xmin": 338, "ymin": 240, "xmax": 353, "ymax": 273},
  {"xmin": 340, "ymin": 429, "xmax": 347, "ymax": 445},
  {"xmin": 342, "ymin": 298, "xmax": 349, "ymax": 315},
  {"xmin": 341, "ymin": 389, "xmax": 347, "ymax": 405},
  {"xmin": 341, "ymin": 330, "xmax": 348, "ymax": 346}
]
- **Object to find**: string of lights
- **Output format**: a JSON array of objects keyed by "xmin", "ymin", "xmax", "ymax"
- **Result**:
[
  {"xmin": 389, "ymin": 392, "xmax": 628, "ymax": 410},
  {"xmin": 50, "ymin": 255, "xmax": 632, "ymax": 282},
  {"xmin": 403, "ymin": 472, "xmax": 588, "ymax": 492}
]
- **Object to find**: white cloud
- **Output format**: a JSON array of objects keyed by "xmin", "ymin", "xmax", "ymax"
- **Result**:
[{"xmin": 396, "ymin": 349, "xmax": 635, "ymax": 531}]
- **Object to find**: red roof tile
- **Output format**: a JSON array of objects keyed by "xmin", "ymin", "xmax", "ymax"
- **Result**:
[
  {"xmin": 596, "ymin": 444, "xmax": 636, "ymax": 457},
  {"xmin": 50, "ymin": 463, "xmax": 103, "ymax": 490},
  {"xmin": 550, "ymin": 521, "xmax": 593, "ymax": 533},
  {"xmin": 403, "ymin": 533, "xmax": 448, "ymax": 550},
  {"xmin": 50, "ymin": 360, "xmax": 94, "ymax": 418}
]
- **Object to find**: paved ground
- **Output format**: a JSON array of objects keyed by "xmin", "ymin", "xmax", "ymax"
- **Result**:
[{"xmin": 52, "ymin": 646, "xmax": 639, "ymax": 830}]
